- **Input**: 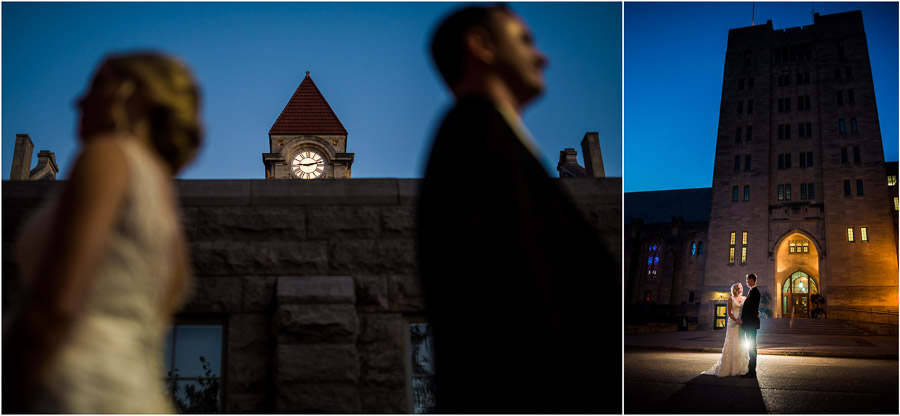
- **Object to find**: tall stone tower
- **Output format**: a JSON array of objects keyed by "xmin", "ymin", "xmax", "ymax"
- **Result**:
[
  {"xmin": 703, "ymin": 11, "xmax": 898, "ymax": 326},
  {"xmin": 263, "ymin": 72, "xmax": 354, "ymax": 179}
]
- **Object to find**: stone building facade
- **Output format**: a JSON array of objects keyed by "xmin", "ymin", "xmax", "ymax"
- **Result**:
[
  {"xmin": 625, "ymin": 10, "xmax": 899, "ymax": 331},
  {"xmin": 3, "ymin": 177, "xmax": 621, "ymax": 413}
]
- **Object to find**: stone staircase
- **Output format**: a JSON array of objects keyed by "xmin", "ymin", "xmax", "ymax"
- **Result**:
[{"xmin": 760, "ymin": 318, "xmax": 871, "ymax": 336}]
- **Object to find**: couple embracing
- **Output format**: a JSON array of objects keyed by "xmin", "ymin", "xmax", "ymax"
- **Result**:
[{"xmin": 702, "ymin": 273, "xmax": 760, "ymax": 378}]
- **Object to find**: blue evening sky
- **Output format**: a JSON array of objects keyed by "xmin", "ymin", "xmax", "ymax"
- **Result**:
[
  {"xmin": 2, "ymin": 2, "xmax": 622, "ymax": 180},
  {"xmin": 625, "ymin": 2, "xmax": 899, "ymax": 192}
]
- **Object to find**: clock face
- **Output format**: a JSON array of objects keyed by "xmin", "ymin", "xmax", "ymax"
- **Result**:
[{"xmin": 291, "ymin": 149, "xmax": 325, "ymax": 179}]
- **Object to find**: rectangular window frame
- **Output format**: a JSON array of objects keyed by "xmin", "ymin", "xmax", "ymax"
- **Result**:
[{"xmin": 165, "ymin": 318, "xmax": 227, "ymax": 414}]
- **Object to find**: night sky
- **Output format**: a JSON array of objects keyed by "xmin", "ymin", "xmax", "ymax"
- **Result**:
[
  {"xmin": 625, "ymin": 2, "xmax": 898, "ymax": 192},
  {"xmin": 2, "ymin": 2, "xmax": 622, "ymax": 180}
]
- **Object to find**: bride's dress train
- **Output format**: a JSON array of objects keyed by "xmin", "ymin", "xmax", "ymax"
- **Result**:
[{"xmin": 701, "ymin": 296, "xmax": 749, "ymax": 377}]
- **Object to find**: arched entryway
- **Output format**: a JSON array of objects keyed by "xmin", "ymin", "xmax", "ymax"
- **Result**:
[
  {"xmin": 782, "ymin": 271, "xmax": 819, "ymax": 318},
  {"xmin": 773, "ymin": 231, "xmax": 822, "ymax": 318}
]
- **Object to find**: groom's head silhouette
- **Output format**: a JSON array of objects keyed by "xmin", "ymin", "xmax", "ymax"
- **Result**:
[{"xmin": 746, "ymin": 273, "xmax": 757, "ymax": 287}]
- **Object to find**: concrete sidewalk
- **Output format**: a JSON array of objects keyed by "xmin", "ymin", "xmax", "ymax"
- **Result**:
[{"xmin": 624, "ymin": 329, "xmax": 899, "ymax": 359}]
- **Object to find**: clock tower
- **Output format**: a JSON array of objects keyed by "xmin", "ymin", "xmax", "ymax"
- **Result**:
[{"xmin": 263, "ymin": 71, "xmax": 354, "ymax": 179}]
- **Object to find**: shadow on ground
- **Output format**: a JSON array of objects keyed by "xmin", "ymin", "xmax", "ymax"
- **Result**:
[{"xmin": 626, "ymin": 375, "xmax": 765, "ymax": 414}]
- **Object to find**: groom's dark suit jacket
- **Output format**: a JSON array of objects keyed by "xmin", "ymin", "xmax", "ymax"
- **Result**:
[
  {"xmin": 417, "ymin": 95, "xmax": 619, "ymax": 413},
  {"xmin": 742, "ymin": 286, "xmax": 761, "ymax": 330}
]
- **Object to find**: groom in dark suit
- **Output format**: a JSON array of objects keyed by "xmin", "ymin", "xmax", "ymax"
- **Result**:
[
  {"xmin": 417, "ymin": 4, "xmax": 619, "ymax": 414},
  {"xmin": 740, "ymin": 273, "xmax": 761, "ymax": 378}
]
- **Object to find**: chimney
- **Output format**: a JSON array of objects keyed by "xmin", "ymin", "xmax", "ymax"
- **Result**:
[
  {"xmin": 581, "ymin": 132, "xmax": 605, "ymax": 178},
  {"xmin": 31, "ymin": 150, "xmax": 59, "ymax": 180},
  {"xmin": 9, "ymin": 134, "xmax": 34, "ymax": 180},
  {"xmin": 557, "ymin": 148, "xmax": 580, "ymax": 177}
]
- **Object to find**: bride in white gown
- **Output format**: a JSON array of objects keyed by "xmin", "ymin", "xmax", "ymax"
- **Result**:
[
  {"xmin": 702, "ymin": 283, "xmax": 750, "ymax": 377},
  {"xmin": 3, "ymin": 53, "xmax": 201, "ymax": 412}
]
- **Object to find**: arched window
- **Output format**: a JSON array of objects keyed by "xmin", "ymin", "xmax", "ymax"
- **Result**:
[
  {"xmin": 647, "ymin": 244, "xmax": 660, "ymax": 279},
  {"xmin": 691, "ymin": 241, "xmax": 697, "ymax": 256},
  {"xmin": 697, "ymin": 241, "xmax": 704, "ymax": 255}
]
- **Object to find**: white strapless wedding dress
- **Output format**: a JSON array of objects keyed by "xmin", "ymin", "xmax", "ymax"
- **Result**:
[
  {"xmin": 16, "ymin": 137, "xmax": 190, "ymax": 413},
  {"xmin": 701, "ymin": 296, "xmax": 750, "ymax": 377}
]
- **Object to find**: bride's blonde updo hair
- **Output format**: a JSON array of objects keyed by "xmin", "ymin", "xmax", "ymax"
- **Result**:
[
  {"xmin": 86, "ymin": 52, "xmax": 202, "ymax": 173},
  {"xmin": 730, "ymin": 283, "xmax": 742, "ymax": 296}
]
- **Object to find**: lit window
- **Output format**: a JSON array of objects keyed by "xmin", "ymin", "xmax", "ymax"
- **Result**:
[
  {"xmin": 847, "ymin": 227, "xmax": 854, "ymax": 242},
  {"xmin": 861, "ymin": 227, "xmax": 868, "ymax": 242},
  {"xmin": 691, "ymin": 242, "xmax": 697, "ymax": 256},
  {"xmin": 730, "ymin": 232, "xmax": 736, "ymax": 245},
  {"xmin": 729, "ymin": 247, "xmax": 735, "ymax": 264},
  {"xmin": 410, "ymin": 323, "xmax": 435, "ymax": 413},
  {"xmin": 789, "ymin": 239, "xmax": 810, "ymax": 255},
  {"xmin": 741, "ymin": 247, "xmax": 747, "ymax": 263},
  {"xmin": 165, "ymin": 323, "xmax": 224, "ymax": 413},
  {"xmin": 894, "ymin": 197, "xmax": 898, "ymax": 211},
  {"xmin": 887, "ymin": 175, "xmax": 897, "ymax": 186},
  {"xmin": 647, "ymin": 245, "xmax": 660, "ymax": 279},
  {"xmin": 742, "ymin": 232, "xmax": 748, "ymax": 245}
]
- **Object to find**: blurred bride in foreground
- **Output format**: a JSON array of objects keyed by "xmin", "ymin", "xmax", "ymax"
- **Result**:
[{"xmin": 3, "ymin": 52, "xmax": 202, "ymax": 413}]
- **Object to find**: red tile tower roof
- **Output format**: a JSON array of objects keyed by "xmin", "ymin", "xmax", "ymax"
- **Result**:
[{"xmin": 269, "ymin": 71, "xmax": 348, "ymax": 136}]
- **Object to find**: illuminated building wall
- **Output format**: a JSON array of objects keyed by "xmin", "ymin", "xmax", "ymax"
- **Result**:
[{"xmin": 705, "ymin": 10, "xmax": 898, "ymax": 328}]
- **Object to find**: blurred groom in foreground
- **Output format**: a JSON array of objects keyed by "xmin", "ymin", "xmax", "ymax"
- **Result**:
[{"xmin": 417, "ymin": 4, "xmax": 620, "ymax": 413}]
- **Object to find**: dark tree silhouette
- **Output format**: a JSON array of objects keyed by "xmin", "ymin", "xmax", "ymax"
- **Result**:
[{"xmin": 166, "ymin": 356, "xmax": 220, "ymax": 414}]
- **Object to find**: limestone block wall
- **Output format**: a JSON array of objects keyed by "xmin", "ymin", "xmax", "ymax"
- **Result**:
[{"xmin": 2, "ymin": 177, "xmax": 621, "ymax": 413}]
